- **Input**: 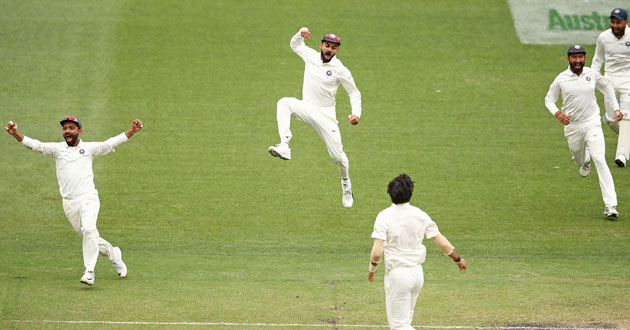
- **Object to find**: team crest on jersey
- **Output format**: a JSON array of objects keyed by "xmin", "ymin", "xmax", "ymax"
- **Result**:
[
  {"xmin": 79, "ymin": 149, "xmax": 85, "ymax": 154},
  {"xmin": 326, "ymin": 70, "xmax": 332, "ymax": 76},
  {"xmin": 626, "ymin": 41, "xmax": 630, "ymax": 47},
  {"xmin": 586, "ymin": 76, "xmax": 591, "ymax": 81}
]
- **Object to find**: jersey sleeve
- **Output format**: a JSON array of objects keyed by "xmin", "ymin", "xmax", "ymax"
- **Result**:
[
  {"xmin": 544, "ymin": 77, "xmax": 561, "ymax": 116},
  {"xmin": 423, "ymin": 214, "xmax": 441, "ymax": 239},
  {"xmin": 371, "ymin": 212, "xmax": 387, "ymax": 241},
  {"xmin": 86, "ymin": 132, "xmax": 129, "ymax": 156},
  {"xmin": 595, "ymin": 72, "xmax": 620, "ymax": 111},
  {"xmin": 290, "ymin": 28, "xmax": 317, "ymax": 61},
  {"xmin": 591, "ymin": 35, "xmax": 605, "ymax": 74},
  {"xmin": 339, "ymin": 68, "xmax": 362, "ymax": 118},
  {"xmin": 21, "ymin": 136, "xmax": 59, "ymax": 157}
]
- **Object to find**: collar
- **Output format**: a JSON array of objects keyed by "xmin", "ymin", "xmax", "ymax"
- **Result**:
[
  {"xmin": 66, "ymin": 139, "xmax": 83, "ymax": 148},
  {"xmin": 393, "ymin": 202, "xmax": 411, "ymax": 207},
  {"xmin": 566, "ymin": 66, "xmax": 584, "ymax": 77}
]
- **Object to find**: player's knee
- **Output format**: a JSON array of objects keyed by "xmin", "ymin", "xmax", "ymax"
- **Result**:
[
  {"xmin": 81, "ymin": 227, "xmax": 100, "ymax": 240},
  {"xmin": 277, "ymin": 97, "xmax": 292, "ymax": 109},
  {"xmin": 331, "ymin": 153, "xmax": 348, "ymax": 167}
]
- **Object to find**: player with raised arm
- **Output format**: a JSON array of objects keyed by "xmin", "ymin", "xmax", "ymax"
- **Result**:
[
  {"xmin": 6, "ymin": 117, "xmax": 143, "ymax": 285},
  {"xmin": 268, "ymin": 27, "xmax": 362, "ymax": 208}
]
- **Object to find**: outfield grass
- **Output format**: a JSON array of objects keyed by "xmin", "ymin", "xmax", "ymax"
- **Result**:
[{"xmin": 1, "ymin": 0, "xmax": 629, "ymax": 329}]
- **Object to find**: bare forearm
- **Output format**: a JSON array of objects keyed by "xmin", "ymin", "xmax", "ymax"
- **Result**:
[
  {"xmin": 125, "ymin": 128, "xmax": 135, "ymax": 139},
  {"xmin": 11, "ymin": 131, "xmax": 24, "ymax": 142},
  {"xmin": 5, "ymin": 121, "xmax": 24, "ymax": 142},
  {"xmin": 370, "ymin": 250, "xmax": 382, "ymax": 264}
]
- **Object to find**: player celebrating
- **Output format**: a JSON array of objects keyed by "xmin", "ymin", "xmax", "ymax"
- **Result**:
[
  {"xmin": 5, "ymin": 117, "xmax": 143, "ymax": 285},
  {"xmin": 268, "ymin": 27, "xmax": 362, "ymax": 208},
  {"xmin": 545, "ymin": 45, "xmax": 622, "ymax": 218},
  {"xmin": 592, "ymin": 8, "xmax": 630, "ymax": 167},
  {"xmin": 368, "ymin": 174, "xmax": 467, "ymax": 330}
]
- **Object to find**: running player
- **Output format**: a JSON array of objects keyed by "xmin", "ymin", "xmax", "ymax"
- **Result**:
[{"xmin": 6, "ymin": 117, "xmax": 143, "ymax": 285}]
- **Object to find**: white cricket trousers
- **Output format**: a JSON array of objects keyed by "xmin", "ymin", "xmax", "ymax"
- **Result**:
[
  {"xmin": 605, "ymin": 91, "xmax": 630, "ymax": 160},
  {"xmin": 62, "ymin": 191, "xmax": 117, "ymax": 272},
  {"xmin": 564, "ymin": 117, "xmax": 617, "ymax": 207},
  {"xmin": 276, "ymin": 97, "xmax": 350, "ymax": 178},
  {"xmin": 384, "ymin": 265, "xmax": 424, "ymax": 330}
]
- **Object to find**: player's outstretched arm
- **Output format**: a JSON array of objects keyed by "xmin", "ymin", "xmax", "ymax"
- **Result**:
[
  {"xmin": 431, "ymin": 234, "xmax": 467, "ymax": 271},
  {"xmin": 5, "ymin": 121, "xmax": 24, "ymax": 142},
  {"xmin": 125, "ymin": 119, "xmax": 143, "ymax": 139}
]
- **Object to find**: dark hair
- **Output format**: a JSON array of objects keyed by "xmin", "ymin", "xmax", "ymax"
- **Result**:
[{"xmin": 387, "ymin": 174, "xmax": 414, "ymax": 204}]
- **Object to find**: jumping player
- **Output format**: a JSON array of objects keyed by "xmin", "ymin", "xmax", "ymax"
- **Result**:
[
  {"xmin": 268, "ymin": 27, "xmax": 362, "ymax": 208},
  {"xmin": 5, "ymin": 117, "xmax": 143, "ymax": 285}
]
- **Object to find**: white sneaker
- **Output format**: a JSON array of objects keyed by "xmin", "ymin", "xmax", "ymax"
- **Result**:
[
  {"xmin": 579, "ymin": 155, "xmax": 591, "ymax": 177},
  {"xmin": 341, "ymin": 179, "xmax": 353, "ymax": 208},
  {"xmin": 80, "ymin": 271, "xmax": 95, "ymax": 286},
  {"xmin": 112, "ymin": 247, "xmax": 127, "ymax": 278},
  {"xmin": 268, "ymin": 143, "xmax": 291, "ymax": 160},
  {"xmin": 604, "ymin": 205, "xmax": 619, "ymax": 218},
  {"xmin": 615, "ymin": 154, "xmax": 626, "ymax": 168}
]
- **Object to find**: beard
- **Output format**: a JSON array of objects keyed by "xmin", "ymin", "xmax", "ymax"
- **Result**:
[
  {"xmin": 320, "ymin": 51, "xmax": 335, "ymax": 63},
  {"xmin": 569, "ymin": 61, "xmax": 584, "ymax": 74},
  {"xmin": 612, "ymin": 27, "xmax": 625, "ymax": 39},
  {"xmin": 64, "ymin": 133, "xmax": 79, "ymax": 146}
]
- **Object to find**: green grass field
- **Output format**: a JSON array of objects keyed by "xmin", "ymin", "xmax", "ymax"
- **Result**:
[{"xmin": 1, "ymin": 0, "xmax": 629, "ymax": 329}]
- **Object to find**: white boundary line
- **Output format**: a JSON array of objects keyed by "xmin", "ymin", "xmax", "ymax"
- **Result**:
[{"xmin": 8, "ymin": 320, "xmax": 622, "ymax": 330}]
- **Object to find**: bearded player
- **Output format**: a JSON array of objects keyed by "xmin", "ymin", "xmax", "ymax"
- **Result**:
[
  {"xmin": 268, "ymin": 27, "xmax": 362, "ymax": 208},
  {"xmin": 6, "ymin": 117, "xmax": 143, "ymax": 285},
  {"xmin": 545, "ymin": 45, "xmax": 622, "ymax": 217},
  {"xmin": 592, "ymin": 8, "xmax": 630, "ymax": 167}
]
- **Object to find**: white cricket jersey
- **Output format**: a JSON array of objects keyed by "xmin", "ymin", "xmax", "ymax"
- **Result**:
[
  {"xmin": 21, "ymin": 133, "xmax": 129, "ymax": 199},
  {"xmin": 371, "ymin": 203, "xmax": 441, "ymax": 272},
  {"xmin": 545, "ymin": 67, "xmax": 619, "ymax": 123},
  {"xmin": 290, "ymin": 28, "xmax": 362, "ymax": 118},
  {"xmin": 592, "ymin": 26, "xmax": 630, "ymax": 92}
]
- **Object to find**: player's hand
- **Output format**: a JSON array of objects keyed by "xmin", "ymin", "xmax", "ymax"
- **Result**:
[
  {"xmin": 300, "ymin": 28, "xmax": 310, "ymax": 40},
  {"xmin": 614, "ymin": 110, "xmax": 623, "ymax": 122},
  {"xmin": 5, "ymin": 121, "xmax": 17, "ymax": 135},
  {"xmin": 347, "ymin": 114, "xmax": 359, "ymax": 125},
  {"xmin": 368, "ymin": 272, "xmax": 376, "ymax": 282},
  {"xmin": 555, "ymin": 112, "xmax": 571, "ymax": 125},
  {"xmin": 131, "ymin": 119, "xmax": 143, "ymax": 132},
  {"xmin": 456, "ymin": 258, "xmax": 467, "ymax": 271}
]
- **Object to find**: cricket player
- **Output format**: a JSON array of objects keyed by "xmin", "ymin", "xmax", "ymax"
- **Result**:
[
  {"xmin": 5, "ymin": 117, "xmax": 143, "ymax": 285},
  {"xmin": 267, "ymin": 27, "xmax": 362, "ymax": 208},
  {"xmin": 368, "ymin": 174, "xmax": 467, "ymax": 330},
  {"xmin": 545, "ymin": 45, "xmax": 622, "ymax": 218},
  {"xmin": 592, "ymin": 8, "xmax": 630, "ymax": 167}
]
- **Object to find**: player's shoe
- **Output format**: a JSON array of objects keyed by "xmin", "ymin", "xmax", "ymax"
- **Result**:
[
  {"xmin": 604, "ymin": 205, "xmax": 619, "ymax": 218},
  {"xmin": 268, "ymin": 143, "xmax": 291, "ymax": 160},
  {"xmin": 112, "ymin": 247, "xmax": 127, "ymax": 278},
  {"xmin": 579, "ymin": 155, "xmax": 591, "ymax": 177},
  {"xmin": 80, "ymin": 271, "xmax": 95, "ymax": 286},
  {"xmin": 341, "ymin": 179, "xmax": 354, "ymax": 208},
  {"xmin": 615, "ymin": 154, "xmax": 626, "ymax": 168}
]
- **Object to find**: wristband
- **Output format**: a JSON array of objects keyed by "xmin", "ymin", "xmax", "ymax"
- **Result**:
[
  {"xmin": 369, "ymin": 262, "xmax": 378, "ymax": 273},
  {"xmin": 454, "ymin": 256, "xmax": 461, "ymax": 263}
]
